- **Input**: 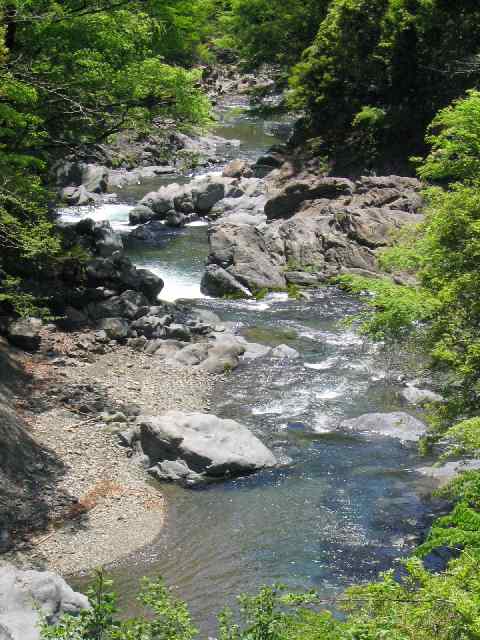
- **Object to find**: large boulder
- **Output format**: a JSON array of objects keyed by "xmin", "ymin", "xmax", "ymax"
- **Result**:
[
  {"xmin": 140, "ymin": 184, "xmax": 178, "ymax": 216},
  {"xmin": 73, "ymin": 219, "xmax": 123, "ymax": 257},
  {"xmin": 85, "ymin": 254, "xmax": 163, "ymax": 302},
  {"xmin": 129, "ymin": 205, "xmax": 156, "ymax": 226},
  {"xmin": 199, "ymin": 334, "xmax": 246, "ymax": 373},
  {"xmin": 193, "ymin": 177, "xmax": 227, "ymax": 213},
  {"xmin": 57, "ymin": 162, "xmax": 108, "ymax": 194},
  {"xmin": 0, "ymin": 565, "xmax": 89, "ymax": 640},
  {"xmin": 202, "ymin": 173, "xmax": 424, "ymax": 293},
  {"xmin": 341, "ymin": 412, "xmax": 427, "ymax": 442},
  {"xmin": 201, "ymin": 265, "xmax": 252, "ymax": 298},
  {"xmin": 139, "ymin": 411, "xmax": 277, "ymax": 486},
  {"xmin": 88, "ymin": 290, "xmax": 149, "ymax": 321},
  {"xmin": 129, "ymin": 221, "xmax": 169, "ymax": 244},
  {"xmin": 7, "ymin": 318, "xmax": 42, "ymax": 352},
  {"xmin": 205, "ymin": 221, "xmax": 287, "ymax": 292}
]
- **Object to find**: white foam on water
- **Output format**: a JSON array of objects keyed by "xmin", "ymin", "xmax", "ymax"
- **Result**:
[
  {"xmin": 59, "ymin": 203, "xmax": 134, "ymax": 231},
  {"xmin": 252, "ymin": 393, "xmax": 310, "ymax": 418},
  {"xmin": 186, "ymin": 220, "xmax": 209, "ymax": 227},
  {"xmin": 314, "ymin": 384, "xmax": 346, "ymax": 401},
  {"xmin": 146, "ymin": 266, "xmax": 207, "ymax": 303},
  {"xmin": 312, "ymin": 415, "xmax": 336, "ymax": 434},
  {"xmin": 305, "ymin": 357, "xmax": 338, "ymax": 371}
]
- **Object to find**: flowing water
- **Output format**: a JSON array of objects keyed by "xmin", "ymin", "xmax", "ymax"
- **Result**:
[{"xmin": 64, "ymin": 108, "xmax": 442, "ymax": 635}]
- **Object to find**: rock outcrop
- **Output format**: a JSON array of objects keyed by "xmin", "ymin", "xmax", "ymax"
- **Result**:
[
  {"xmin": 202, "ymin": 174, "xmax": 423, "ymax": 297},
  {"xmin": 137, "ymin": 411, "xmax": 276, "ymax": 486},
  {"xmin": 0, "ymin": 565, "xmax": 89, "ymax": 640}
]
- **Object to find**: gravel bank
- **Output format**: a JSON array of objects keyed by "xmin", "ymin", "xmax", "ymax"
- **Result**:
[{"xmin": 11, "ymin": 333, "xmax": 217, "ymax": 575}]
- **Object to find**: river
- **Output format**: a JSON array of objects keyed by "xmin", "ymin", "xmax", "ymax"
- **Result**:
[{"xmin": 62, "ymin": 106, "xmax": 442, "ymax": 635}]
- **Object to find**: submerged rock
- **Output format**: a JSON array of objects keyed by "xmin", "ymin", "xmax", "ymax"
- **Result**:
[
  {"xmin": 401, "ymin": 384, "xmax": 444, "ymax": 405},
  {"xmin": 341, "ymin": 412, "xmax": 427, "ymax": 442},
  {"xmin": 271, "ymin": 344, "xmax": 300, "ymax": 359},
  {"xmin": 417, "ymin": 459, "xmax": 480, "ymax": 487},
  {"xmin": 0, "ymin": 564, "xmax": 89, "ymax": 640},
  {"xmin": 139, "ymin": 411, "xmax": 277, "ymax": 486}
]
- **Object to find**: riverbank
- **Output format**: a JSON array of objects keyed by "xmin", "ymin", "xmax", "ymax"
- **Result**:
[{"xmin": 6, "ymin": 327, "xmax": 217, "ymax": 575}]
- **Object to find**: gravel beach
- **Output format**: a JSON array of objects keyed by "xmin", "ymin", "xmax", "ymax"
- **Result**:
[{"xmin": 10, "ymin": 331, "xmax": 217, "ymax": 575}]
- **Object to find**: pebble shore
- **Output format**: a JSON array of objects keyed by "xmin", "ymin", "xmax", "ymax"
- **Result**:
[{"xmin": 12, "ymin": 333, "xmax": 217, "ymax": 575}]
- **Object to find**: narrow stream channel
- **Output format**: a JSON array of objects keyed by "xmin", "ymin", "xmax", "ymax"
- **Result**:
[{"xmin": 63, "ymin": 107, "xmax": 442, "ymax": 635}]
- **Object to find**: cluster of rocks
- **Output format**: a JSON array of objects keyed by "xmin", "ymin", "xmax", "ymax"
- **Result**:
[
  {"xmin": 200, "ymin": 170, "xmax": 423, "ymax": 297},
  {"xmin": 129, "ymin": 170, "xmax": 267, "ymax": 239},
  {"xmin": 56, "ymin": 129, "xmax": 243, "ymax": 206},
  {"xmin": 0, "ymin": 564, "xmax": 88, "ymax": 640}
]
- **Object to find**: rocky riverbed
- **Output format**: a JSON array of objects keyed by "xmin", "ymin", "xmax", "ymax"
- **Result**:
[{"xmin": 0, "ymin": 71, "xmax": 473, "ymax": 638}]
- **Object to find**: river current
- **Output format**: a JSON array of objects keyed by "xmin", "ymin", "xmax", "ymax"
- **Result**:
[{"xmin": 63, "ymin": 108, "xmax": 441, "ymax": 634}]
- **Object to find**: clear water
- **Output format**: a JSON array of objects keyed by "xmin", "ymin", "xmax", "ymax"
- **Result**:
[{"xmin": 65, "ymin": 110, "xmax": 441, "ymax": 635}]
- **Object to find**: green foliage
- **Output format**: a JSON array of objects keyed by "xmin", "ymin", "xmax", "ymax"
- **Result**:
[
  {"xmin": 441, "ymin": 419, "xmax": 480, "ymax": 461},
  {"xmin": 419, "ymin": 90, "xmax": 480, "ymax": 185},
  {"xmin": 42, "ymin": 569, "xmax": 198, "ymax": 640},
  {"xmin": 0, "ymin": 1, "xmax": 213, "ymax": 316},
  {"xmin": 336, "ymin": 274, "xmax": 439, "ymax": 341},
  {"xmin": 290, "ymin": 0, "xmax": 480, "ymax": 170},
  {"xmin": 218, "ymin": 0, "xmax": 329, "ymax": 68}
]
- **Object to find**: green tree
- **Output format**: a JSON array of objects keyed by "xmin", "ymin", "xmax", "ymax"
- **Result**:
[{"xmin": 290, "ymin": 0, "xmax": 480, "ymax": 171}]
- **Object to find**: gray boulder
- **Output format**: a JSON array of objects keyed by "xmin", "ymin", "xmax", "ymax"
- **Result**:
[
  {"xmin": 0, "ymin": 564, "xmax": 89, "ymax": 640},
  {"xmin": 201, "ymin": 265, "xmax": 252, "ymax": 298},
  {"xmin": 223, "ymin": 159, "xmax": 253, "ymax": 179},
  {"xmin": 99, "ymin": 317, "xmax": 129, "ymax": 341},
  {"xmin": 129, "ymin": 220, "xmax": 168, "ymax": 244},
  {"xmin": 173, "ymin": 342, "xmax": 209, "ymax": 366},
  {"xmin": 194, "ymin": 177, "xmax": 227, "ymax": 213},
  {"xmin": 166, "ymin": 210, "xmax": 187, "ymax": 228},
  {"xmin": 129, "ymin": 205, "xmax": 156, "ymax": 226},
  {"xmin": 81, "ymin": 164, "xmax": 109, "ymax": 194},
  {"xmin": 139, "ymin": 411, "xmax": 276, "ymax": 486},
  {"xmin": 131, "ymin": 314, "xmax": 171, "ymax": 339},
  {"xmin": 7, "ymin": 318, "xmax": 42, "ymax": 351},
  {"xmin": 88, "ymin": 289, "xmax": 148, "ymax": 321},
  {"xmin": 199, "ymin": 335, "xmax": 246, "ymax": 373},
  {"xmin": 73, "ymin": 219, "xmax": 123, "ymax": 257},
  {"xmin": 140, "ymin": 184, "xmax": 178, "ymax": 215},
  {"xmin": 341, "ymin": 412, "xmax": 427, "ymax": 442},
  {"xmin": 164, "ymin": 323, "xmax": 192, "ymax": 342}
]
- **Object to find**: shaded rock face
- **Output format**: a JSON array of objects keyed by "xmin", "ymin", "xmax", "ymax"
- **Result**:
[
  {"xmin": 139, "ymin": 411, "xmax": 276, "ymax": 486},
  {"xmin": 0, "ymin": 565, "xmax": 89, "ymax": 640},
  {"xmin": 340, "ymin": 412, "xmax": 427, "ymax": 442},
  {"xmin": 7, "ymin": 318, "xmax": 42, "ymax": 352},
  {"xmin": 0, "ymin": 340, "xmax": 65, "ymax": 551},
  {"xmin": 86, "ymin": 253, "xmax": 163, "ymax": 302},
  {"xmin": 202, "ymin": 174, "xmax": 423, "ymax": 296},
  {"xmin": 65, "ymin": 218, "xmax": 123, "ymax": 258},
  {"xmin": 57, "ymin": 162, "xmax": 108, "ymax": 205}
]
